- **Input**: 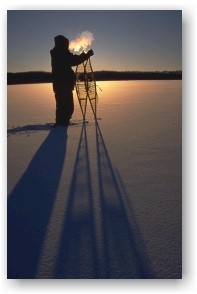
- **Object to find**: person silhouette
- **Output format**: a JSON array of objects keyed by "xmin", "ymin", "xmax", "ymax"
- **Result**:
[{"xmin": 50, "ymin": 35, "xmax": 94, "ymax": 126}]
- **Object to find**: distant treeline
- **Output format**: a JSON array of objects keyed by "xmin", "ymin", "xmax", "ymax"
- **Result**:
[
  {"xmin": 95, "ymin": 70, "xmax": 182, "ymax": 81},
  {"xmin": 7, "ymin": 70, "xmax": 182, "ymax": 85}
]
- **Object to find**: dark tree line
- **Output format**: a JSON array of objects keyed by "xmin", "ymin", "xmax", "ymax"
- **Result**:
[
  {"xmin": 7, "ymin": 71, "xmax": 52, "ymax": 85},
  {"xmin": 94, "ymin": 70, "xmax": 182, "ymax": 81},
  {"xmin": 7, "ymin": 70, "xmax": 182, "ymax": 85}
]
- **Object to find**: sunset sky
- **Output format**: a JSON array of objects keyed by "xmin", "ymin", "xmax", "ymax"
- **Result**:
[{"xmin": 7, "ymin": 10, "xmax": 182, "ymax": 72}]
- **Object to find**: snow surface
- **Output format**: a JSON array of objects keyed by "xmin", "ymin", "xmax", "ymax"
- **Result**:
[{"xmin": 7, "ymin": 81, "xmax": 182, "ymax": 279}]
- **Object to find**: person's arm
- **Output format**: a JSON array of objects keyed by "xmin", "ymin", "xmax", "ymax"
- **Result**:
[{"xmin": 69, "ymin": 49, "xmax": 94, "ymax": 66}]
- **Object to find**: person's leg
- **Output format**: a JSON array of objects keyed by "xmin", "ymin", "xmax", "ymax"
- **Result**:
[
  {"xmin": 53, "ymin": 82, "xmax": 74, "ymax": 125},
  {"xmin": 65, "ymin": 90, "xmax": 74, "ymax": 122},
  {"xmin": 53, "ymin": 82, "xmax": 62, "ymax": 125},
  {"xmin": 59, "ymin": 86, "xmax": 74, "ymax": 124}
]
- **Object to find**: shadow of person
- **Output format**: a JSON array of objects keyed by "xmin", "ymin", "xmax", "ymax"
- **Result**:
[
  {"xmin": 7, "ymin": 127, "xmax": 68, "ymax": 278},
  {"xmin": 53, "ymin": 121, "xmax": 153, "ymax": 279}
]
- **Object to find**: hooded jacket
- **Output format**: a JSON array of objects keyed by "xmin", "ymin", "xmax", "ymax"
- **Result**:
[{"xmin": 50, "ymin": 47, "xmax": 89, "ymax": 89}]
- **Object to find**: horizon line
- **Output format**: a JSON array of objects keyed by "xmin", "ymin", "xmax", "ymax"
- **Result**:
[{"xmin": 8, "ymin": 69, "xmax": 182, "ymax": 74}]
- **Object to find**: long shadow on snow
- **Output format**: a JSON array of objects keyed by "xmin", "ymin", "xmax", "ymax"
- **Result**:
[
  {"xmin": 54, "ymin": 121, "xmax": 153, "ymax": 278},
  {"xmin": 7, "ymin": 127, "xmax": 68, "ymax": 278},
  {"xmin": 54, "ymin": 122, "xmax": 96, "ymax": 278}
]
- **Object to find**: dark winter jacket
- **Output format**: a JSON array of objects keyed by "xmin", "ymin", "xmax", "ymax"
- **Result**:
[{"xmin": 50, "ymin": 47, "xmax": 89, "ymax": 89}]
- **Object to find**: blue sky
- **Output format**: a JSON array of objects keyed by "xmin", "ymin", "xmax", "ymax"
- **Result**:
[{"xmin": 7, "ymin": 10, "xmax": 182, "ymax": 72}]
